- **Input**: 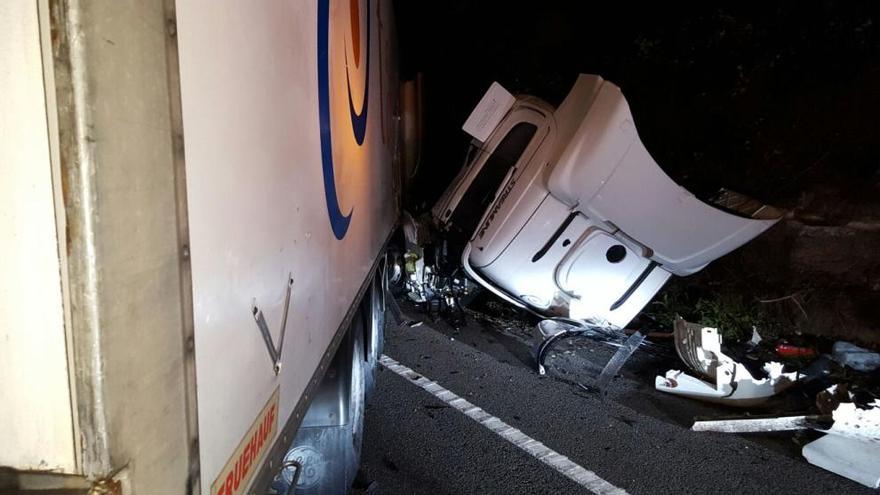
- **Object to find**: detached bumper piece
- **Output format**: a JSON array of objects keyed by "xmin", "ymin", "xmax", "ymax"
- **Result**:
[{"xmin": 654, "ymin": 317, "xmax": 797, "ymax": 406}]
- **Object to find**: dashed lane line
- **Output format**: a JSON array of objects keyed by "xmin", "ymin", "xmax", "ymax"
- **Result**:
[{"xmin": 379, "ymin": 355, "xmax": 629, "ymax": 495}]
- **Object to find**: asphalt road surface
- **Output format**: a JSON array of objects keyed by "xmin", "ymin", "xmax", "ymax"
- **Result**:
[{"xmin": 357, "ymin": 300, "xmax": 873, "ymax": 495}]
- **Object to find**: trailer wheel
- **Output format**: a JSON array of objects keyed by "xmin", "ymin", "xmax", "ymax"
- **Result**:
[
  {"xmin": 347, "ymin": 317, "xmax": 366, "ymax": 490},
  {"xmin": 364, "ymin": 272, "xmax": 385, "ymax": 403}
]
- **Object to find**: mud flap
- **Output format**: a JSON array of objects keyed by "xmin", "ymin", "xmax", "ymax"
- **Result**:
[{"xmin": 272, "ymin": 318, "xmax": 365, "ymax": 494}]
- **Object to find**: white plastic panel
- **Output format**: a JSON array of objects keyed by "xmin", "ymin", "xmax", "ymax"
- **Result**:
[
  {"xmin": 557, "ymin": 231, "xmax": 648, "ymax": 295},
  {"xmin": 547, "ymin": 76, "xmax": 781, "ymax": 275},
  {"xmin": 477, "ymin": 195, "xmax": 574, "ymax": 309},
  {"xmin": 474, "ymin": 196, "xmax": 671, "ymax": 328},
  {"xmin": 573, "ymin": 265, "xmax": 671, "ymax": 328},
  {"xmin": 556, "ymin": 229, "xmax": 660, "ymax": 327},
  {"xmin": 176, "ymin": 0, "xmax": 396, "ymax": 487},
  {"xmin": 0, "ymin": 2, "xmax": 77, "ymax": 473},
  {"xmin": 582, "ymin": 140, "xmax": 779, "ymax": 274},
  {"xmin": 547, "ymin": 77, "xmax": 633, "ymax": 208},
  {"xmin": 461, "ymin": 82, "xmax": 516, "ymax": 142}
]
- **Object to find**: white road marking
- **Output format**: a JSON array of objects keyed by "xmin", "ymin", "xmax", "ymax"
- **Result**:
[{"xmin": 379, "ymin": 355, "xmax": 629, "ymax": 495}]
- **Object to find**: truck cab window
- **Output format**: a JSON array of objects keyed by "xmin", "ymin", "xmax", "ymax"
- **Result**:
[{"xmin": 450, "ymin": 122, "xmax": 538, "ymax": 237}]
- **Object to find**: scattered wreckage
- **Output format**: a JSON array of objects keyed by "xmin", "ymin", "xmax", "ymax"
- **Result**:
[
  {"xmin": 691, "ymin": 383, "xmax": 880, "ymax": 489},
  {"xmin": 656, "ymin": 318, "xmax": 880, "ymax": 488},
  {"xmin": 662, "ymin": 320, "xmax": 880, "ymax": 489},
  {"xmin": 394, "ymin": 74, "xmax": 879, "ymax": 488}
]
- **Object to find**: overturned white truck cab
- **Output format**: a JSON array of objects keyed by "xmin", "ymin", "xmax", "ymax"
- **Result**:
[{"xmin": 433, "ymin": 75, "xmax": 783, "ymax": 328}]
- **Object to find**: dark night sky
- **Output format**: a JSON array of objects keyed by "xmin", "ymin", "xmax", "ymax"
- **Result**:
[{"xmin": 395, "ymin": 1, "xmax": 880, "ymax": 219}]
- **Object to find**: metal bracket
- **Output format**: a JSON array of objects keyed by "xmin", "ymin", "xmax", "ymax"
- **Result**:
[
  {"xmin": 252, "ymin": 274, "xmax": 294, "ymax": 375},
  {"xmin": 533, "ymin": 318, "xmax": 621, "ymax": 375},
  {"xmin": 281, "ymin": 459, "xmax": 302, "ymax": 495}
]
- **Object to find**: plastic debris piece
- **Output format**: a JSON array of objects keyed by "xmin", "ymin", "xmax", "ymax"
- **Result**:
[
  {"xmin": 748, "ymin": 327, "xmax": 762, "ymax": 346},
  {"xmin": 654, "ymin": 317, "xmax": 798, "ymax": 406},
  {"xmin": 831, "ymin": 341, "xmax": 880, "ymax": 372},
  {"xmin": 802, "ymin": 434, "xmax": 880, "ymax": 489},
  {"xmin": 775, "ymin": 343, "xmax": 818, "ymax": 359},
  {"xmin": 802, "ymin": 399, "xmax": 880, "ymax": 488},
  {"xmin": 823, "ymin": 400, "xmax": 880, "ymax": 444},
  {"xmin": 816, "ymin": 383, "xmax": 854, "ymax": 415},
  {"xmin": 596, "ymin": 331, "xmax": 645, "ymax": 396},
  {"xmin": 535, "ymin": 319, "xmax": 575, "ymax": 341}
]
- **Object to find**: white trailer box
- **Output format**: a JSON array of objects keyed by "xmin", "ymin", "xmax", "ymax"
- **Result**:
[{"xmin": 1, "ymin": 1, "xmax": 400, "ymax": 493}]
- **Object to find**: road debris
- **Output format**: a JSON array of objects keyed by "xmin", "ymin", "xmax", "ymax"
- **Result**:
[
  {"xmin": 533, "ymin": 319, "xmax": 596, "ymax": 375},
  {"xmin": 802, "ymin": 399, "xmax": 880, "ymax": 489},
  {"xmin": 748, "ymin": 327, "xmax": 762, "ymax": 347},
  {"xmin": 819, "ymin": 399, "xmax": 880, "ymax": 443},
  {"xmin": 803, "ymin": 434, "xmax": 880, "ymax": 489},
  {"xmin": 595, "ymin": 330, "xmax": 646, "ymax": 396},
  {"xmin": 654, "ymin": 317, "xmax": 797, "ymax": 406},
  {"xmin": 532, "ymin": 319, "xmax": 634, "ymax": 376},
  {"xmin": 815, "ymin": 384, "xmax": 854, "ymax": 414},
  {"xmin": 692, "ymin": 414, "xmax": 830, "ymax": 433},
  {"xmin": 775, "ymin": 343, "xmax": 818, "ymax": 359},
  {"xmin": 686, "ymin": 379, "xmax": 880, "ymax": 488},
  {"xmin": 831, "ymin": 341, "xmax": 880, "ymax": 372}
]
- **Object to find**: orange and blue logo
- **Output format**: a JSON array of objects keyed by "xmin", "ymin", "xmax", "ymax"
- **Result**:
[{"xmin": 318, "ymin": 0, "xmax": 370, "ymax": 240}]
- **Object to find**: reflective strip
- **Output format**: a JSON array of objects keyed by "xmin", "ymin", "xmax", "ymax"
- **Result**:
[{"xmin": 379, "ymin": 355, "xmax": 629, "ymax": 495}]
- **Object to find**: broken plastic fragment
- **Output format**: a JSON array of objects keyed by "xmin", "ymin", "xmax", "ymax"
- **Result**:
[
  {"xmin": 654, "ymin": 317, "xmax": 797, "ymax": 406},
  {"xmin": 822, "ymin": 399, "xmax": 880, "ymax": 444},
  {"xmin": 748, "ymin": 327, "xmax": 762, "ymax": 346},
  {"xmin": 802, "ymin": 400, "xmax": 880, "ymax": 488},
  {"xmin": 802, "ymin": 435, "xmax": 880, "ymax": 489},
  {"xmin": 815, "ymin": 383, "xmax": 856, "ymax": 415}
]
